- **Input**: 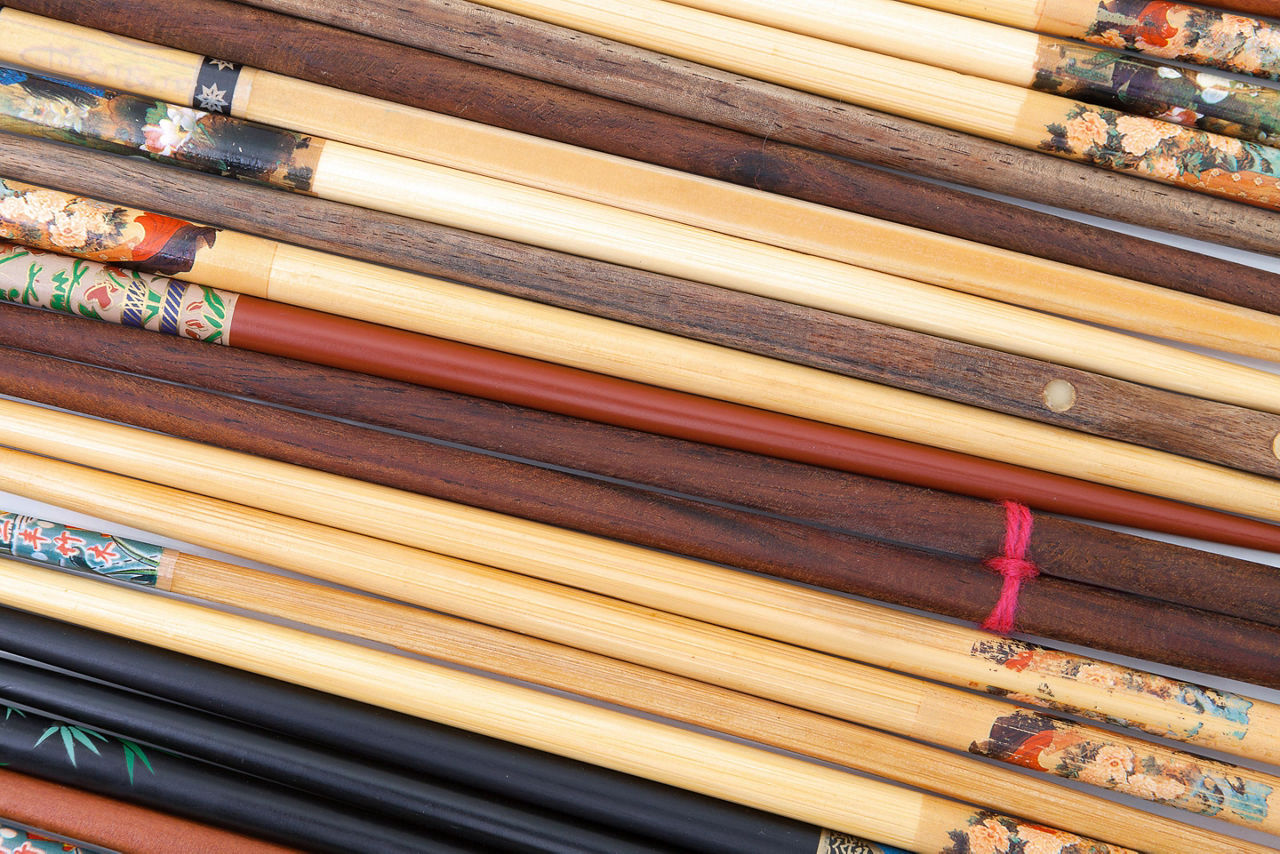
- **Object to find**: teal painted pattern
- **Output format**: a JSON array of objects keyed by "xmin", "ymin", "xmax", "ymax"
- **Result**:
[
  {"xmin": 0, "ymin": 513, "xmax": 162, "ymax": 587},
  {"xmin": 0, "ymin": 822, "xmax": 113, "ymax": 854}
]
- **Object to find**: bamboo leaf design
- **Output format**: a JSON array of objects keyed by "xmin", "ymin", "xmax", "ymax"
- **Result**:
[
  {"xmin": 37, "ymin": 723, "xmax": 107, "ymax": 767},
  {"xmin": 120, "ymin": 739, "xmax": 154, "ymax": 785}
]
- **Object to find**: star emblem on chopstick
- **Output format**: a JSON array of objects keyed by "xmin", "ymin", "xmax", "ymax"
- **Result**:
[
  {"xmin": 208, "ymin": 59, "xmax": 238, "ymax": 72},
  {"xmin": 196, "ymin": 82, "xmax": 229, "ymax": 112}
]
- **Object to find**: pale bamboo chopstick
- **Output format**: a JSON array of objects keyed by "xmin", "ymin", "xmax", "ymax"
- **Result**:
[
  {"xmin": 0, "ymin": 420, "xmax": 1273, "ymax": 767},
  {"xmin": 444, "ymin": 0, "xmax": 1280, "ymax": 207},
  {"xmin": 898, "ymin": 0, "xmax": 1280, "ymax": 81},
  {"xmin": 667, "ymin": 0, "xmax": 1280, "ymax": 143},
  {"xmin": 8, "ymin": 181, "xmax": 1280, "ymax": 520},
  {"xmin": 0, "ymin": 557, "xmax": 1124, "ymax": 853},
  {"xmin": 4, "ymin": 10, "xmax": 1279, "ymax": 361},
  {"xmin": 7, "ymin": 510, "xmax": 1261, "ymax": 848}
]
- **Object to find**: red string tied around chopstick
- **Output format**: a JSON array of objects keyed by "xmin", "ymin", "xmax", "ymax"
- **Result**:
[{"xmin": 981, "ymin": 501, "xmax": 1040, "ymax": 634}]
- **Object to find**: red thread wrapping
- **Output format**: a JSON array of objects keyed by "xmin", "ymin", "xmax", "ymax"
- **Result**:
[{"xmin": 981, "ymin": 501, "xmax": 1040, "ymax": 634}]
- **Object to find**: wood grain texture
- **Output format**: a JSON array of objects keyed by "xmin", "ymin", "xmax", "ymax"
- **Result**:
[
  {"xmin": 5, "ymin": 307, "xmax": 1279, "ymax": 629},
  {"xmin": 234, "ymin": 0, "xmax": 1280, "ymax": 256},
  {"xmin": 14, "ymin": 81, "xmax": 1273, "ymax": 420},
  {"xmin": 17, "ymin": 0, "xmax": 1280, "ymax": 313},
  {"xmin": 4, "ymin": 334, "xmax": 1277, "ymax": 631},
  {"xmin": 3, "ymin": 136, "xmax": 1278, "ymax": 476}
]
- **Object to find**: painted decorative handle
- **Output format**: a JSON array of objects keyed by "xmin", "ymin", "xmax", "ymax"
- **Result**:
[
  {"xmin": 0, "ymin": 175, "xmax": 217, "ymax": 278},
  {"xmin": 0, "ymin": 512, "xmax": 167, "ymax": 587},
  {"xmin": 0, "ymin": 822, "xmax": 108, "ymax": 854},
  {"xmin": 1033, "ymin": 40, "xmax": 1280, "ymax": 144},
  {"xmin": 1072, "ymin": 0, "xmax": 1280, "ymax": 82},
  {"xmin": 970, "ymin": 709, "xmax": 1272, "ymax": 825},
  {"xmin": 1024, "ymin": 94, "xmax": 1280, "ymax": 206},
  {"xmin": 0, "ymin": 66, "xmax": 322, "ymax": 192},
  {"xmin": 0, "ymin": 242, "xmax": 236, "ymax": 343},
  {"xmin": 971, "ymin": 637, "xmax": 1255, "ymax": 743}
]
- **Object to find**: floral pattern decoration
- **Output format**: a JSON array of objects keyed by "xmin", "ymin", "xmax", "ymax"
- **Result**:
[
  {"xmin": 1039, "ymin": 101, "xmax": 1280, "ymax": 208},
  {"xmin": 0, "ymin": 65, "xmax": 321, "ymax": 192},
  {"xmin": 943, "ymin": 811, "xmax": 1126, "ymax": 854},
  {"xmin": 1033, "ymin": 40, "xmax": 1280, "ymax": 143},
  {"xmin": 0, "ymin": 243, "xmax": 235, "ymax": 344},
  {"xmin": 971, "ymin": 638, "xmax": 1253, "ymax": 741},
  {"xmin": 970, "ymin": 710, "xmax": 1270, "ymax": 824},
  {"xmin": 1082, "ymin": 0, "xmax": 1280, "ymax": 81},
  {"xmin": 0, "ymin": 824, "xmax": 106, "ymax": 854},
  {"xmin": 0, "ymin": 178, "xmax": 216, "ymax": 276}
]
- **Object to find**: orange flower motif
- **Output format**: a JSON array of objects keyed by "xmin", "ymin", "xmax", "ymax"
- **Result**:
[
  {"xmin": 1065, "ymin": 111, "xmax": 1110, "ymax": 152},
  {"xmin": 966, "ymin": 818, "xmax": 1012, "ymax": 854},
  {"xmin": 1092, "ymin": 28, "xmax": 1128, "ymax": 48},
  {"xmin": 1115, "ymin": 115, "xmax": 1180, "ymax": 156},
  {"xmin": 1019, "ymin": 825, "xmax": 1086, "ymax": 854},
  {"xmin": 47, "ymin": 211, "xmax": 89, "ymax": 250},
  {"xmin": 1146, "ymin": 155, "xmax": 1181, "ymax": 182},
  {"xmin": 1077, "ymin": 743, "xmax": 1135, "ymax": 787}
]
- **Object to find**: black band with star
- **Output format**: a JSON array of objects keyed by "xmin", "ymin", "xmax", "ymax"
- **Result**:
[{"xmin": 192, "ymin": 57, "xmax": 241, "ymax": 115}]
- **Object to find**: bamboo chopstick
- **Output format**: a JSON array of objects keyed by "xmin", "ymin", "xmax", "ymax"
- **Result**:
[
  {"xmin": 1, "ymin": 439, "xmax": 1277, "ymax": 764},
  {"xmin": 234, "ymin": 0, "xmax": 1280, "ymax": 255},
  {"xmin": 670, "ymin": 0, "xmax": 1280, "ymax": 143},
  {"xmin": 898, "ymin": 0, "xmax": 1280, "ymax": 81},
  {"xmin": 18, "ymin": 0, "xmax": 1280, "ymax": 314},
  {"xmin": 9, "ymin": 10, "xmax": 1280, "ymax": 362},
  {"xmin": 0, "ymin": 555, "xmax": 1139, "ymax": 853},
  {"xmin": 2, "ymin": 508, "xmax": 1268, "ymax": 846},
  {"xmin": 10, "ymin": 301, "xmax": 1279, "ymax": 630},
  {"xmin": 7, "ymin": 334, "xmax": 1279, "ymax": 633},
  {"xmin": 372, "ymin": 0, "xmax": 1280, "ymax": 207},
  {"xmin": 8, "ymin": 179, "xmax": 1280, "ymax": 522}
]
